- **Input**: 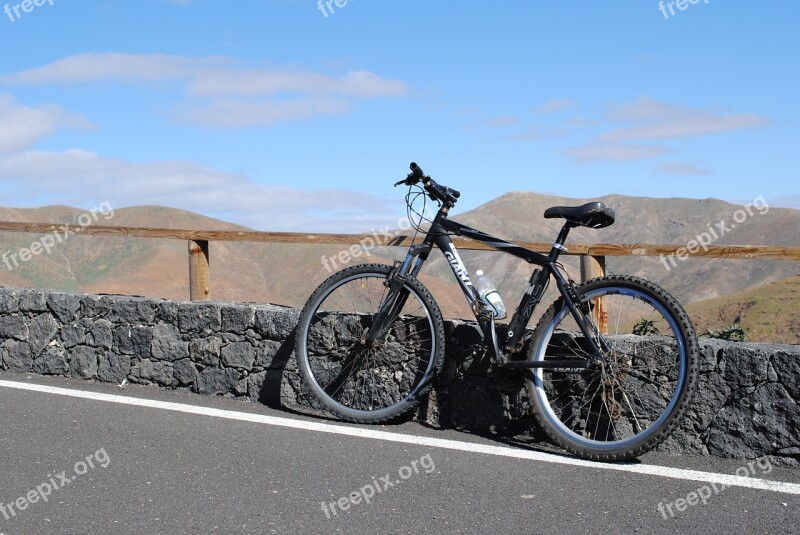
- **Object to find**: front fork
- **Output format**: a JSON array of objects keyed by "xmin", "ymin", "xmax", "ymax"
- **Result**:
[{"xmin": 363, "ymin": 245, "xmax": 429, "ymax": 346}]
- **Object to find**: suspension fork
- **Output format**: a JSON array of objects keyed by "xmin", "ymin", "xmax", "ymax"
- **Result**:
[{"xmin": 364, "ymin": 244, "xmax": 431, "ymax": 346}]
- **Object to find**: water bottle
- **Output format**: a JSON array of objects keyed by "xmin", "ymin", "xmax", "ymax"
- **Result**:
[{"xmin": 474, "ymin": 270, "xmax": 507, "ymax": 319}]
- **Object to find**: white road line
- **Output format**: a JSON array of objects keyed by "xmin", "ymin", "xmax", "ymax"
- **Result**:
[{"xmin": 1, "ymin": 379, "xmax": 798, "ymax": 495}]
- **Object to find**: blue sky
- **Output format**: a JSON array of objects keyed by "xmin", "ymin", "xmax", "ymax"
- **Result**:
[{"xmin": 0, "ymin": 0, "xmax": 797, "ymax": 231}]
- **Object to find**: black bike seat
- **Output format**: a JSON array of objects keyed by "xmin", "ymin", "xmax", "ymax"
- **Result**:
[{"xmin": 544, "ymin": 202, "xmax": 615, "ymax": 229}]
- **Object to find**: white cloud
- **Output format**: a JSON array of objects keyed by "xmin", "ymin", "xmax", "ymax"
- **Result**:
[
  {"xmin": 602, "ymin": 97, "xmax": 770, "ymax": 141},
  {"xmin": 652, "ymin": 161, "xmax": 712, "ymax": 176},
  {"xmin": 508, "ymin": 123, "xmax": 545, "ymax": 141},
  {"xmin": 0, "ymin": 53, "xmax": 231, "ymax": 85},
  {"xmin": 463, "ymin": 115, "xmax": 521, "ymax": 131},
  {"xmin": 186, "ymin": 70, "xmax": 407, "ymax": 99},
  {"xmin": 0, "ymin": 149, "xmax": 398, "ymax": 232},
  {"xmin": 0, "ymin": 53, "xmax": 409, "ymax": 129},
  {"xmin": 563, "ymin": 97, "xmax": 770, "ymax": 163},
  {"xmin": 0, "ymin": 94, "xmax": 94, "ymax": 154},
  {"xmin": 485, "ymin": 115, "xmax": 519, "ymax": 127},
  {"xmin": 507, "ymin": 122, "xmax": 572, "ymax": 142},
  {"xmin": 564, "ymin": 144, "xmax": 671, "ymax": 163},
  {"xmin": 534, "ymin": 99, "xmax": 574, "ymax": 114}
]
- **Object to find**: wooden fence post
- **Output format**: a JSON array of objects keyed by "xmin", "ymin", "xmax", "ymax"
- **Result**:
[
  {"xmin": 580, "ymin": 255, "xmax": 606, "ymax": 333},
  {"xmin": 188, "ymin": 240, "xmax": 210, "ymax": 301}
]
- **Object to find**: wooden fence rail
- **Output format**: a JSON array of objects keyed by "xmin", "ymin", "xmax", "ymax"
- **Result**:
[{"xmin": 2, "ymin": 222, "xmax": 799, "ymax": 301}]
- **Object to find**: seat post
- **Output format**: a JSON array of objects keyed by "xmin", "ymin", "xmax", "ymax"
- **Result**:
[{"xmin": 548, "ymin": 222, "xmax": 574, "ymax": 261}]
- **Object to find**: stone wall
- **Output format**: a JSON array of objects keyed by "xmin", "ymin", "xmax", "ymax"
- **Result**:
[{"xmin": 0, "ymin": 288, "xmax": 797, "ymax": 465}]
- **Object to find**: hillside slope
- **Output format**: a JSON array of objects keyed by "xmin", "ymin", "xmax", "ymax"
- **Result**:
[{"xmin": 687, "ymin": 275, "xmax": 800, "ymax": 344}]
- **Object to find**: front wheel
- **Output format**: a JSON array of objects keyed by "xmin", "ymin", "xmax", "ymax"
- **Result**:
[
  {"xmin": 526, "ymin": 275, "xmax": 699, "ymax": 461},
  {"xmin": 295, "ymin": 263, "xmax": 445, "ymax": 423}
]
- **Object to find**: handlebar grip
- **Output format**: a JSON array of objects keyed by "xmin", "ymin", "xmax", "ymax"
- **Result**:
[{"xmin": 409, "ymin": 162, "xmax": 425, "ymax": 180}]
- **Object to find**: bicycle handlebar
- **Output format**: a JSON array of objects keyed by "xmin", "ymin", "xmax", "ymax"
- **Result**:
[{"xmin": 395, "ymin": 162, "xmax": 460, "ymax": 206}]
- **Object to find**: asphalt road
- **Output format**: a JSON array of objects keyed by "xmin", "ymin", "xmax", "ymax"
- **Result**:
[{"xmin": 0, "ymin": 371, "xmax": 797, "ymax": 535}]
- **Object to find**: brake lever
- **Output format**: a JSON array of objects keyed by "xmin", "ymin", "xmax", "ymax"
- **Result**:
[
  {"xmin": 394, "ymin": 162, "xmax": 429, "ymax": 188},
  {"xmin": 394, "ymin": 172, "xmax": 424, "ymax": 187}
]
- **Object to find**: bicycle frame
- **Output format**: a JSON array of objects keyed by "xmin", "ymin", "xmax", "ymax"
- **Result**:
[{"xmin": 385, "ymin": 203, "xmax": 607, "ymax": 369}]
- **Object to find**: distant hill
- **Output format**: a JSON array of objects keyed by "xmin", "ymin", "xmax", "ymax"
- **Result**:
[
  {"xmin": 0, "ymin": 205, "xmax": 359, "ymax": 306},
  {"xmin": 687, "ymin": 275, "xmax": 800, "ymax": 344},
  {"xmin": 0, "ymin": 192, "xmax": 798, "ymax": 342}
]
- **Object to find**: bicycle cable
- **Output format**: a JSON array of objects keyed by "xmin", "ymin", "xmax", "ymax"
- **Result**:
[
  {"xmin": 405, "ymin": 184, "xmax": 433, "ymax": 238},
  {"xmin": 404, "ymin": 183, "xmax": 457, "ymax": 242},
  {"xmin": 556, "ymin": 260, "xmax": 580, "ymax": 286}
]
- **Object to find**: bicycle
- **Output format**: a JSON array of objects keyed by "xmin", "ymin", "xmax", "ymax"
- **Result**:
[{"xmin": 296, "ymin": 163, "xmax": 699, "ymax": 461}]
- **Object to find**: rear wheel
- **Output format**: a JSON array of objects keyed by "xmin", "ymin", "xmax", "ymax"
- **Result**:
[
  {"xmin": 527, "ymin": 275, "xmax": 698, "ymax": 461},
  {"xmin": 295, "ymin": 264, "xmax": 445, "ymax": 423}
]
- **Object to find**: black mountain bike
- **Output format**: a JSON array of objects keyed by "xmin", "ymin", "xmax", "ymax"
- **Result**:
[{"xmin": 296, "ymin": 163, "xmax": 698, "ymax": 461}]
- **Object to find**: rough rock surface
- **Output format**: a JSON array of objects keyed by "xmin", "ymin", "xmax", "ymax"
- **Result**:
[{"xmin": 0, "ymin": 288, "xmax": 797, "ymax": 465}]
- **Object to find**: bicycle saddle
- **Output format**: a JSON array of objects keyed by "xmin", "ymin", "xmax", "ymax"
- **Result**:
[{"xmin": 544, "ymin": 202, "xmax": 615, "ymax": 229}]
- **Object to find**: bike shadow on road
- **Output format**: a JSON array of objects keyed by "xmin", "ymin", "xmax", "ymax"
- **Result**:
[{"xmin": 250, "ymin": 332, "xmax": 645, "ymax": 465}]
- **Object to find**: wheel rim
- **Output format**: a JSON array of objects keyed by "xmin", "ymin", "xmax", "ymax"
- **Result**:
[
  {"xmin": 301, "ymin": 272, "xmax": 437, "ymax": 418},
  {"xmin": 531, "ymin": 286, "xmax": 687, "ymax": 450}
]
